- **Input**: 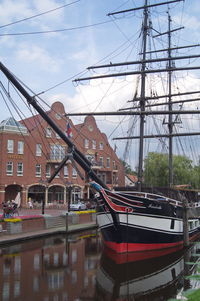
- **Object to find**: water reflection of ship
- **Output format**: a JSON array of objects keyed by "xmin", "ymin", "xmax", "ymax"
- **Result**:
[{"xmin": 96, "ymin": 243, "xmax": 200, "ymax": 301}]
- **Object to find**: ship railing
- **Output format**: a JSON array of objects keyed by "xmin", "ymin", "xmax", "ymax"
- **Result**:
[
  {"xmin": 120, "ymin": 190, "xmax": 182, "ymax": 206},
  {"xmin": 146, "ymin": 193, "xmax": 182, "ymax": 207}
]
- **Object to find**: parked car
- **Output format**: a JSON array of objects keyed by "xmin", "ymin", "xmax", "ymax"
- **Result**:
[
  {"xmin": 86, "ymin": 200, "xmax": 96, "ymax": 209},
  {"xmin": 69, "ymin": 201, "xmax": 87, "ymax": 211}
]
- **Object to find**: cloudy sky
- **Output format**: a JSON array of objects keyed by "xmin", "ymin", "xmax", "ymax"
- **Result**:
[{"xmin": 0, "ymin": 0, "xmax": 200, "ymax": 169}]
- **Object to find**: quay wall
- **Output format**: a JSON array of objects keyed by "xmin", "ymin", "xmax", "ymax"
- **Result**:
[{"xmin": 0, "ymin": 210, "xmax": 96, "ymax": 235}]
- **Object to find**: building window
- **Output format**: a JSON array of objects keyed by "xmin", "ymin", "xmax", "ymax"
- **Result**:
[
  {"xmin": 18, "ymin": 141, "xmax": 24, "ymax": 154},
  {"xmin": 64, "ymin": 166, "xmax": 69, "ymax": 178},
  {"xmin": 72, "ymin": 187, "xmax": 81, "ymax": 202},
  {"xmin": 14, "ymin": 281, "xmax": 20, "ymax": 297},
  {"xmin": 7, "ymin": 140, "xmax": 14, "ymax": 153},
  {"xmin": 98, "ymin": 172, "xmax": 106, "ymax": 184},
  {"xmin": 99, "ymin": 157, "xmax": 104, "ymax": 167},
  {"xmin": 55, "ymin": 165, "xmax": 60, "ymax": 178},
  {"xmin": 17, "ymin": 162, "xmax": 23, "ymax": 176},
  {"xmin": 36, "ymin": 144, "xmax": 42, "ymax": 156},
  {"xmin": 50, "ymin": 144, "xmax": 65, "ymax": 160},
  {"xmin": 72, "ymin": 250, "xmax": 77, "ymax": 264},
  {"xmin": 35, "ymin": 164, "xmax": 41, "ymax": 177},
  {"xmin": 46, "ymin": 127, "xmax": 52, "ymax": 137},
  {"xmin": 44, "ymin": 254, "xmax": 50, "ymax": 265},
  {"xmin": 72, "ymin": 168, "xmax": 77, "ymax": 178},
  {"xmin": 106, "ymin": 157, "xmax": 110, "ymax": 168},
  {"xmin": 113, "ymin": 161, "xmax": 116, "ymax": 169},
  {"xmin": 113, "ymin": 174, "xmax": 117, "ymax": 184},
  {"xmin": 46, "ymin": 164, "xmax": 51, "ymax": 177},
  {"xmin": 34, "ymin": 254, "xmax": 40, "ymax": 270},
  {"xmin": 92, "ymin": 140, "xmax": 96, "ymax": 149},
  {"xmin": 53, "ymin": 253, "xmax": 59, "ymax": 266},
  {"xmin": 84, "ymin": 139, "xmax": 89, "ymax": 149},
  {"xmin": 3, "ymin": 282, "xmax": 10, "ymax": 300},
  {"xmin": 99, "ymin": 142, "xmax": 104, "ymax": 150},
  {"xmin": 14, "ymin": 257, "xmax": 21, "ymax": 274},
  {"xmin": 63, "ymin": 252, "xmax": 68, "ymax": 265},
  {"xmin": 3, "ymin": 263, "xmax": 10, "ymax": 276},
  {"xmin": 6, "ymin": 161, "xmax": 13, "ymax": 176},
  {"xmin": 71, "ymin": 270, "xmax": 77, "ymax": 284}
]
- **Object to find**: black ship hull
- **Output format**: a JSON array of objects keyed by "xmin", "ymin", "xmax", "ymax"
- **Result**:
[{"xmin": 92, "ymin": 182, "xmax": 200, "ymax": 253}]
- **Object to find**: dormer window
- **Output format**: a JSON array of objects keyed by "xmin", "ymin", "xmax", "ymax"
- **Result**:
[
  {"xmin": 46, "ymin": 164, "xmax": 51, "ymax": 177},
  {"xmin": 46, "ymin": 128, "xmax": 52, "ymax": 138},
  {"xmin": 36, "ymin": 144, "xmax": 42, "ymax": 156},
  {"xmin": 92, "ymin": 140, "xmax": 96, "ymax": 149},
  {"xmin": 84, "ymin": 139, "xmax": 89, "ymax": 149},
  {"xmin": 72, "ymin": 168, "xmax": 77, "ymax": 178},
  {"xmin": 99, "ymin": 157, "xmax": 104, "ymax": 167},
  {"xmin": 64, "ymin": 166, "xmax": 69, "ymax": 178},
  {"xmin": 106, "ymin": 157, "xmax": 110, "ymax": 168},
  {"xmin": 99, "ymin": 142, "xmax": 104, "ymax": 150}
]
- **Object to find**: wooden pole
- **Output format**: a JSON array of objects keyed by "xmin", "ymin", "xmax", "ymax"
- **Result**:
[
  {"xmin": 66, "ymin": 212, "xmax": 68, "ymax": 233},
  {"xmin": 182, "ymin": 196, "xmax": 189, "ymax": 247}
]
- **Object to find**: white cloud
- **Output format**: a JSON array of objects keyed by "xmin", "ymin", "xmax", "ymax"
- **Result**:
[
  {"xmin": 46, "ymin": 75, "xmax": 140, "ymax": 154},
  {"xmin": 0, "ymin": 0, "xmax": 32, "ymax": 24},
  {"xmin": 15, "ymin": 43, "xmax": 62, "ymax": 72},
  {"xmin": 32, "ymin": 0, "xmax": 64, "ymax": 20},
  {"xmin": 63, "ymin": 76, "xmax": 134, "ymax": 113},
  {"xmin": 0, "ymin": 35, "xmax": 15, "ymax": 47},
  {"xmin": 0, "ymin": 0, "xmax": 65, "ymax": 26}
]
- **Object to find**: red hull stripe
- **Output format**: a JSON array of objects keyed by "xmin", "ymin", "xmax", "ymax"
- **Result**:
[
  {"xmin": 104, "ymin": 232, "xmax": 200, "ymax": 253},
  {"xmin": 104, "ymin": 245, "xmax": 183, "ymax": 264},
  {"xmin": 105, "ymin": 240, "xmax": 183, "ymax": 253}
]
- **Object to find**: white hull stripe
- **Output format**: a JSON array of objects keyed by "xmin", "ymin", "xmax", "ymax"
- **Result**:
[{"xmin": 97, "ymin": 212, "xmax": 199, "ymax": 235}]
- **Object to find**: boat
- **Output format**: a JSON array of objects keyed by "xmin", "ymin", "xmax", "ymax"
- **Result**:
[
  {"xmin": 74, "ymin": 0, "xmax": 200, "ymax": 254},
  {"xmin": 0, "ymin": 1, "xmax": 200, "ymax": 254},
  {"xmin": 96, "ymin": 243, "xmax": 200, "ymax": 300},
  {"xmin": 90, "ymin": 181, "xmax": 200, "ymax": 253}
]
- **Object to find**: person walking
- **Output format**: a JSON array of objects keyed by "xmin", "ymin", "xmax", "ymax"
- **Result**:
[{"xmin": 28, "ymin": 198, "xmax": 33, "ymax": 209}]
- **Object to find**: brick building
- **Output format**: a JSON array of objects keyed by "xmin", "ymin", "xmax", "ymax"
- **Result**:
[{"xmin": 0, "ymin": 101, "xmax": 125, "ymax": 208}]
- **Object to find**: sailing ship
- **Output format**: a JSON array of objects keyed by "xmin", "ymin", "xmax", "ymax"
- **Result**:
[
  {"xmin": 96, "ymin": 243, "xmax": 200, "ymax": 300},
  {"xmin": 0, "ymin": 1, "xmax": 200, "ymax": 254},
  {"xmin": 73, "ymin": 0, "xmax": 200, "ymax": 253},
  {"xmin": 90, "ymin": 179, "xmax": 200, "ymax": 252}
]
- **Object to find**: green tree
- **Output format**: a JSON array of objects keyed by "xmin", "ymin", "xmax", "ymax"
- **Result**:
[
  {"xmin": 192, "ymin": 160, "xmax": 200, "ymax": 189},
  {"xmin": 120, "ymin": 159, "xmax": 136, "ymax": 175},
  {"xmin": 143, "ymin": 152, "xmax": 168, "ymax": 187},
  {"xmin": 173, "ymin": 155, "xmax": 193, "ymax": 186},
  {"xmin": 143, "ymin": 152, "xmax": 195, "ymax": 187}
]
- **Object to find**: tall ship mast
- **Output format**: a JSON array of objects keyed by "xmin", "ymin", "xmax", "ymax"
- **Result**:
[{"xmin": 71, "ymin": 0, "xmax": 200, "ymax": 192}]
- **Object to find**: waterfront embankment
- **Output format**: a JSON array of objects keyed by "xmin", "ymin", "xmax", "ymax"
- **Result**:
[{"xmin": 0, "ymin": 209, "xmax": 97, "ymax": 245}]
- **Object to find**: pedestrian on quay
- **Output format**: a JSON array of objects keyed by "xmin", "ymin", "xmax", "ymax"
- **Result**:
[
  {"xmin": 7, "ymin": 200, "xmax": 12, "ymax": 208},
  {"xmin": 28, "ymin": 198, "xmax": 33, "ymax": 209},
  {"xmin": 2, "ymin": 200, "xmax": 7, "ymax": 218},
  {"xmin": 12, "ymin": 200, "xmax": 19, "ymax": 216}
]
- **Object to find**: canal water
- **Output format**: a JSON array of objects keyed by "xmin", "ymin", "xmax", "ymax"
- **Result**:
[{"xmin": 0, "ymin": 229, "xmax": 200, "ymax": 301}]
